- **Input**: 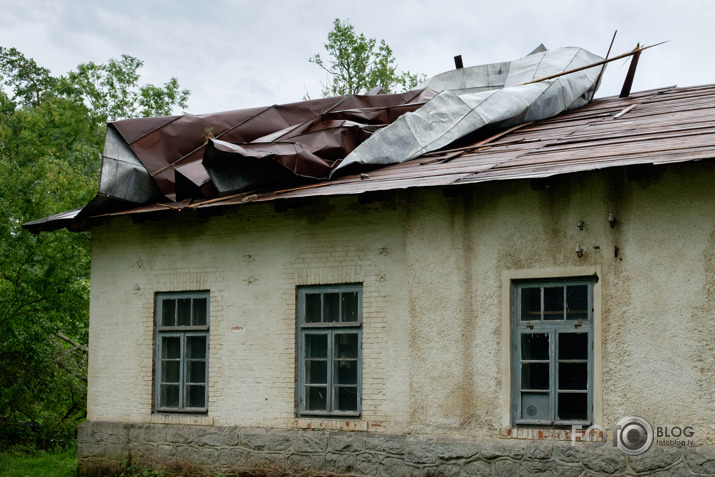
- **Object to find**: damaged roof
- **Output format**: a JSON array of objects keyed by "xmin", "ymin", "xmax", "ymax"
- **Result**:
[{"xmin": 24, "ymin": 46, "xmax": 715, "ymax": 233}]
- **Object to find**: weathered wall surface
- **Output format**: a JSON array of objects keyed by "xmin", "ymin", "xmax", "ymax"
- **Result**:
[
  {"xmin": 85, "ymin": 161, "xmax": 715, "ymax": 474},
  {"xmin": 78, "ymin": 421, "xmax": 714, "ymax": 477},
  {"xmin": 404, "ymin": 162, "xmax": 714, "ymax": 443}
]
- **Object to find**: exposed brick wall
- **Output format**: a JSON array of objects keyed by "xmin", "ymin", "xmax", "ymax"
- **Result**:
[{"xmin": 87, "ymin": 197, "xmax": 410, "ymax": 430}]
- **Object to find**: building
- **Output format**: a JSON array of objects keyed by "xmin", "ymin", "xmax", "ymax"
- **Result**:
[{"xmin": 26, "ymin": 48, "xmax": 715, "ymax": 476}]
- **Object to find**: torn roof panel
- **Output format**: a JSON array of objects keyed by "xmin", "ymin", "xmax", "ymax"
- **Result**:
[
  {"xmin": 333, "ymin": 47, "xmax": 603, "ymax": 174},
  {"xmin": 106, "ymin": 47, "xmax": 603, "ymax": 203},
  {"xmin": 105, "ymin": 88, "xmax": 439, "ymax": 203}
]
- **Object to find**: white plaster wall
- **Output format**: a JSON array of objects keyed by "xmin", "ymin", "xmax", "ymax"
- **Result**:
[
  {"xmin": 87, "ymin": 160, "xmax": 714, "ymax": 444},
  {"xmin": 405, "ymin": 161, "xmax": 714, "ymax": 443}
]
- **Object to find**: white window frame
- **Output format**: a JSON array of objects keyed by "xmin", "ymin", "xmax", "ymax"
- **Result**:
[
  {"xmin": 512, "ymin": 278, "xmax": 595, "ymax": 426},
  {"xmin": 155, "ymin": 291, "xmax": 210, "ymax": 413},
  {"xmin": 296, "ymin": 284, "xmax": 362, "ymax": 418}
]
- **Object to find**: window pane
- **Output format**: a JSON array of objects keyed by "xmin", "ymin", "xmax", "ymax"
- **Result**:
[
  {"xmin": 521, "ymin": 363, "xmax": 549, "ymax": 390},
  {"xmin": 559, "ymin": 333, "xmax": 588, "ymax": 360},
  {"xmin": 521, "ymin": 333, "xmax": 549, "ymax": 360},
  {"xmin": 558, "ymin": 392, "xmax": 587, "ymax": 421},
  {"xmin": 335, "ymin": 386, "xmax": 358, "ymax": 411},
  {"xmin": 187, "ymin": 360, "xmax": 206, "ymax": 384},
  {"xmin": 161, "ymin": 360, "xmax": 180, "ymax": 383},
  {"xmin": 324, "ymin": 293, "xmax": 340, "ymax": 322},
  {"xmin": 305, "ymin": 334, "xmax": 328, "ymax": 358},
  {"xmin": 162, "ymin": 336, "xmax": 181, "ymax": 359},
  {"xmin": 305, "ymin": 386, "xmax": 327, "ymax": 411},
  {"xmin": 334, "ymin": 333, "xmax": 358, "ymax": 359},
  {"xmin": 566, "ymin": 285, "xmax": 588, "ymax": 320},
  {"xmin": 186, "ymin": 384, "xmax": 206, "ymax": 408},
  {"xmin": 559, "ymin": 363, "xmax": 587, "ymax": 390},
  {"xmin": 521, "ymin": 392, "xmax": 550, "ymax": 420},
  {"xmin": 305, "ymin": 360, "xmax": 327, "ymax": 384},
  {"xmin": 177, "ymin": 298, "xmax": 192, "ymax": 326},
  {"xmin": 342, "ymin": 292, "xmax": 359, "ymax": 322},
  {"xmin": 335, "ymin": 360, "xmax": 358, "ymax": 385},
  {"xmin": 544, "ymin": 286, "xmax": 564, "ymax": 320},
  {"xmin": 160, "ymin": 384, "xmax": 180, "ymax": 408},
  {"xmin": 193, "ymin": 298, "xmax": 207, "ymax": 326},
  {"xmin": 186, "ymin": 336, "xmax": 207, "ymax": 359},
  {"xmin": 298, "ymin": 286, "xmax": 362, "ymax": 416},
  {"xmin": 162, "ymin": 299, "xmax": 176, "ymax": 326},
  {"xmin": 520, "ymin": 287, "xmax": 541, "ymax": 321},
  {"xmin": 305, "ymin": 294, "xmax": 322, "ymax": 323}
]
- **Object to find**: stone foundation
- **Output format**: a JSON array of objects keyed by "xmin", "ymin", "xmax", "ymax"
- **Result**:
[{"xmin": 77, "ymin": 421, "xmax": 715, "ymax": 476}]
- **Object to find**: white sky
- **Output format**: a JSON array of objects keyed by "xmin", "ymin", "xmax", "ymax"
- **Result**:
[{"xmin": 1, "ymin": 0, "xmax": 712, "ymax": 115}]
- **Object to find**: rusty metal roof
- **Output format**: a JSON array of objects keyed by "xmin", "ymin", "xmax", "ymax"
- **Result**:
[
  {"xmin": 194, "ymin": 84, "xmax": 715, "ymax": 202},
  {"xmin": 24, "ymin": 83, "xmax": 715, "ymax": 233}
]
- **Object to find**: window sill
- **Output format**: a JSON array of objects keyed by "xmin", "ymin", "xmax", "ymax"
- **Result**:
[
  {"xmin": 502, "ymin": 426, "xmax": 602, "ymax": 441},
  {"xmin": 149, "ymin": 413, "xmax": 214, "ymax": 426},
  {"xmin": 293, "ymin": 418, "xmax": 368, "ymax": 431}
]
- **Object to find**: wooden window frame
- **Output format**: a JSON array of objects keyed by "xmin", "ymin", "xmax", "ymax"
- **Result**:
[
  {"xmin": 296, "ymin": 284, "xmax": 362, "ymax": 418},
  {"xmin": 155, "ymin": 291, "xmax": 210, "ymax": 413},
  {"xmin": 512, "ymin": 279, "xmax": 594, "ymax": 426}
]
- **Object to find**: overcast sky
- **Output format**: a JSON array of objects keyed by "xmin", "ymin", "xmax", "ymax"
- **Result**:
[{"xmin": 1, "ymin": 1, "xmax": 712, "ymax": 115}]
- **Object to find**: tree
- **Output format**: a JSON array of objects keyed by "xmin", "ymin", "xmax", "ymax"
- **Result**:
[
  {"xmin": 1, "ymin": 47, "xmax": 190, "ymax": 123},
  {"xmin": 0, "ymin": 47, "xmax": 58, "ymax": 108},
  {"xmin": 61, "ymin": 54, "xmax": 190, "ymax": 123},
  {"xmin": 0, "ymin": 47, "xmax": 190, "ymax": 451},
  {"xmin": 309, "ymin": 19, "xmax": 425, "ymax": 97}
]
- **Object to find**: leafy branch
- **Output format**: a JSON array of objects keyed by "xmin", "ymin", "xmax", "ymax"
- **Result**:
[{"xmin": 309, "ymin": 19, "xmax": 425, "ymax": 97}]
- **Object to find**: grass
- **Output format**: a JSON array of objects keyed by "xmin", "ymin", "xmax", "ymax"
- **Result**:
[{"xmin": 0, "ymin": 447, "xmax": 77, "ymax": 477}]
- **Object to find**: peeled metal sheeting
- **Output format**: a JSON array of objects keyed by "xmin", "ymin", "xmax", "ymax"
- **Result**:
[
  {"xmin": 333, "ymin": 47, "xmax": 603, "ymax": 174},
  {"xmin": 96, "ymin": 127, "xmax": 162, "ymax": 204}
]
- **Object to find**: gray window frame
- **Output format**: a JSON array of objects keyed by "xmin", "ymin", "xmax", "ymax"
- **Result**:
[
  {"xmin": 512, "ymin": 278, "xmax": 594, "ymax": 426},
  {"xmin": 155, "ymin": 291, "xmax": 210, "ymax": 413},
  {"xmin": 296, "ymin": 284, "xmax": 362, "ymax": 418}
]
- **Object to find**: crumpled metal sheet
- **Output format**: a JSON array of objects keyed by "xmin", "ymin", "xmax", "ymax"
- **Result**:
[
  {"xmin": 104, "ymin": 89, "xmax": 437, "ymax": 202},
  {"xmin": 95, "ymin": 127, "xmax": 163, "ymax": 204},
  {"xmin": 333, "ymin": 47, "xmax": 603, "ymax": 174}
]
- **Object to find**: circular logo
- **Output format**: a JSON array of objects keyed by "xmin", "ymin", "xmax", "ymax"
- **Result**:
[
  {"xmin": 527, "ymin": 405, "xmax": 538, "ymax": 417},
  {"xmin": 615, "ymin": 416, "xmax": 653, "ymax": 456}
]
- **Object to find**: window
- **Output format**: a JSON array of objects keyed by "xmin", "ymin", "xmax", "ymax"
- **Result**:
[
  {"xmin": 297, "ymin": 284, "xmax": 362, "ymax": 417},
  {"xmin": 155, "ymin": 291, "xmax": 209, "ymax": 412},
  {"xmin": 513, "ymin": 279, "xmax": 594, "ymax": 426}
]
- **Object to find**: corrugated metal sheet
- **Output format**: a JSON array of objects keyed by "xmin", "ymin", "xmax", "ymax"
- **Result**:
[
  {"xmin": 333, "ymin": 46, "xmax": 603, "ymax": 173},
  {"xmin": 23, "ymin": 83, "xmax": 715, "ymax": 233}
]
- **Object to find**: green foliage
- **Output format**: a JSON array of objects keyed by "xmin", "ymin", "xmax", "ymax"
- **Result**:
[
  {"xmin": 0, "ymin": 446, "xmax": 77, "ymax": 477},
  {"xmin": 309, "ymin": 19, "xmax": 425, "ymax": 97},
  {"xmin": 62, "ymin": 54, "xmax": 190, "ymax": 122},
  {"xmin": 0, "ymin": 47, "xmax": 58, "ymax": 108},
  {"xmin": 1, "ymin": 47, "xmax": 190, "ymax": 123},
  {"xmin": 0, "ymin": 47, "xmax": 190, "ymax": 452}
]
